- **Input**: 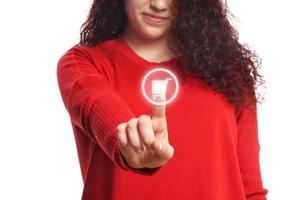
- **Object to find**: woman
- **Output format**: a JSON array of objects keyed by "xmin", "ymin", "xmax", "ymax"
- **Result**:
[{"xmin": 57, "ymin": 0, "xmax": 268, "ymax": 199}]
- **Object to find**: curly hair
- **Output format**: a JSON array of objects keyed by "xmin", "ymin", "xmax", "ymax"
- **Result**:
[{"xmin": 79, "ymin": 0, "xmax": 265, "ymax": 109}]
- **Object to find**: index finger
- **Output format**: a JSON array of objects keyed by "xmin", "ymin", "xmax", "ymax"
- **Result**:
[{"xmin": 152, "ymin": 95, "xmax": 166, "ymax": 118}]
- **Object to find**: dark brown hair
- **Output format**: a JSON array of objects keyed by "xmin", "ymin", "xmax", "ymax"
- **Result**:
[{"xmin": 80, "ymin": 0, "xmax": 265, "ymax": 109}]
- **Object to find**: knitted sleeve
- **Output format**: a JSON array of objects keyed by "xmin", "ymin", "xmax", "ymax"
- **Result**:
[
  {"xmin": 56, "ymin": 44, "xmax": 161, "ymax": 176},
  {"xmin": 236, "ymin": 103, "xmax": 269, "ymax": 200}
]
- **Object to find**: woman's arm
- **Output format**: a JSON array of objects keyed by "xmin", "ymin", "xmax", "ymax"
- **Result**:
[
  {"xmin": 236, "ymin": 103, "xmax": 269, "ymax": 200},
  {"xmin": 56, "ymin": 44, "xmax": 160, "ymax": 176}
]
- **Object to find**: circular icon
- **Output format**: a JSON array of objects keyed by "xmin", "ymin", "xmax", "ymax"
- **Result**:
[{"xmin": 141, "ymin": 68, "xmax": 179, "ymax": 106}]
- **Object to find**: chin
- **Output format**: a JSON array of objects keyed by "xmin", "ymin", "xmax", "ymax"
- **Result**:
[
  {"xmin": 140, "ymin": 28, "xmax": 169, "ymax": 40},
  {"xmin": 143, "ymin": 34, "xmax": 164, "ymax": 40}
]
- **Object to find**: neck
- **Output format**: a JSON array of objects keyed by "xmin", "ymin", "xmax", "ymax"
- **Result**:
[{"xmin": 122, "ymin": 27, "xmax": 176, "ymax": 63}]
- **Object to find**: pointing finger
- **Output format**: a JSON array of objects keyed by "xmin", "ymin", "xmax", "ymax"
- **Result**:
[{"xmin": 152, "ymin": 95, "xmax": 166, "ymax": 118}]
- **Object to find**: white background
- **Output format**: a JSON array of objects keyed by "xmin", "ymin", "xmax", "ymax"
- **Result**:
[{"xmin": 0, "ymin": 0, "xmax": 299, "ymax": 199}]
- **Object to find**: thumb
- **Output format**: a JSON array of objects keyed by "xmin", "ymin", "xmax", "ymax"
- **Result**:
[{"xmin": 153, "ymin": 140, "xmax": 174, "ymax": 161}]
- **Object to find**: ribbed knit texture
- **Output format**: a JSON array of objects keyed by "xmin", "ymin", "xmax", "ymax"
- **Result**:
[{"xmin": 56, "ymin": 36, "xmax": 268, "ymax": 200}]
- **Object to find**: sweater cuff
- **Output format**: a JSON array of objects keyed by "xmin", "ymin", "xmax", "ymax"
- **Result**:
[
  {"xmin": 246, "ymin": 188, "xmax": 268, "ymax": 200},
  {"xmin": 113, "ymin": 142, "xmax": 162, "ymax": 176}
]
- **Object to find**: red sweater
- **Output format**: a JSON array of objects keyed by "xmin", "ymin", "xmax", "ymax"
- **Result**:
[{"xmin": 56, "ymin": 37, "xmax": 268, "ymax": 200}]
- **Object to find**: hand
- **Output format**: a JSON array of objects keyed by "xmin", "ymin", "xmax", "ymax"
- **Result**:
[{"xmin": 116, "ymin": 99, "xmax": 174, "ymax": 169}]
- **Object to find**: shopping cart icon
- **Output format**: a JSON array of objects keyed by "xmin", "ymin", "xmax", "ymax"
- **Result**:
[
  {"xmin": 151, "ymin": 78, "xmax": 172, "ymax": 102},
  {"xmin": 142, "ymin": 67, "xmax": 179, "ymax": 106}
]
